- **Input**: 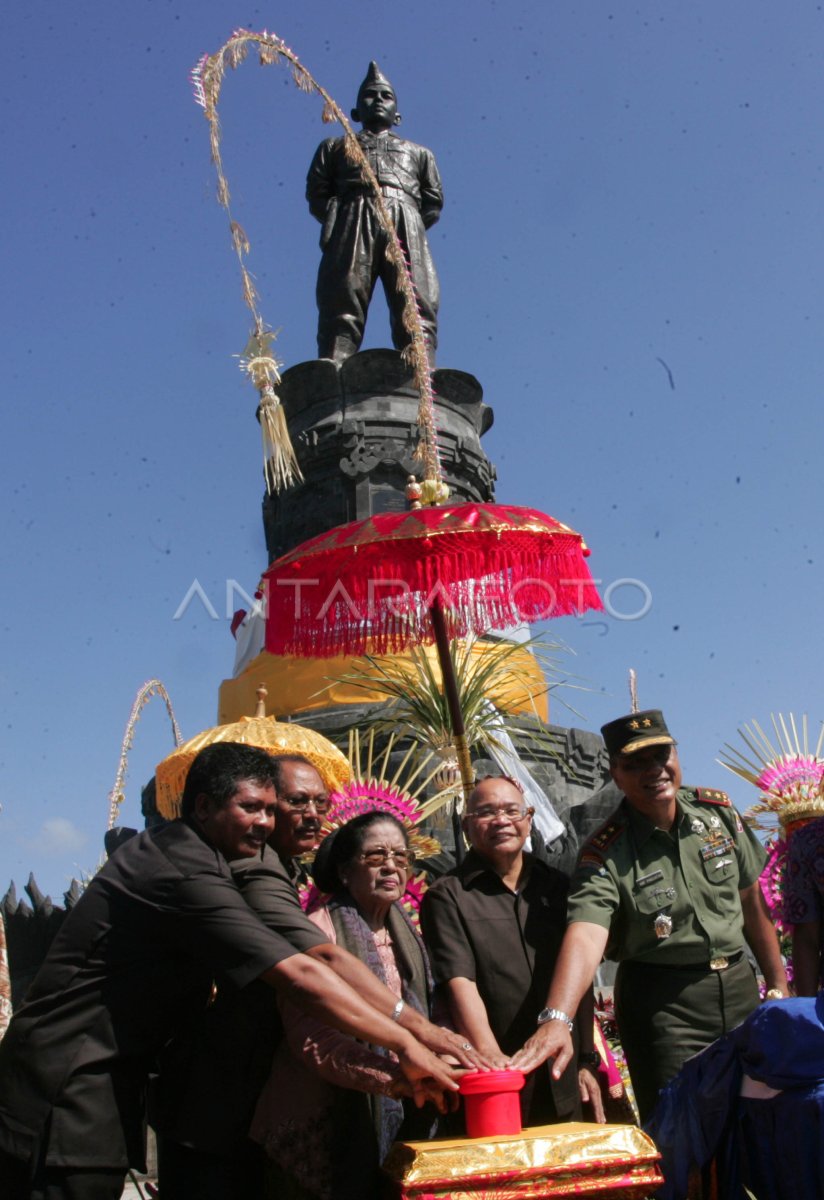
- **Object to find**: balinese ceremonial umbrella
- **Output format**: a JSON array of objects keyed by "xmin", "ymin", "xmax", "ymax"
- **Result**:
[
  {"xmin": 155, "ymin": 701, "xmax": 351, "ymax": 819},
  {"xmin": 263, "ymin": 501, "xmax": 603, "ymax": 817}
]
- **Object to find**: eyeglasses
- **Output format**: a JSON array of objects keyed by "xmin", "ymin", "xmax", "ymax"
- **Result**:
[
  {"xmin": 466, "ymin": 804, "xmax": 532, "ymax": 823},
  {"xmin": 284, "ymin": 796, "xmax": 330, "ymax": 814},
  {"xmin": 358, "ymin": 847, "xmax": 416, "ymax": 868}
]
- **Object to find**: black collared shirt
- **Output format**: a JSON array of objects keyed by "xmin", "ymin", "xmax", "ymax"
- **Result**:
[
  {"xmin": 421, "ymin": 850, "xmax": 578, "ymax": 1117},
  {"xmin": 151, "ymin": 846, "xmax": 329, "ymax": 1154},
  {"xmin": 0, "ymin": 821, "xmax": 296, "ymax": 1170}
]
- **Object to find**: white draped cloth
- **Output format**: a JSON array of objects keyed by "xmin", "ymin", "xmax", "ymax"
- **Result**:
[{"xmin": 481, "ymin": 702, "xmax": 566, "ymax": 844}]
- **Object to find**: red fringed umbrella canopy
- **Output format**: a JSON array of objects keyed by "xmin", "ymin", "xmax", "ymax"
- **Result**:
[
  {"xmin": 264, "ymin": 500, "xmax": 602, "ymax": 859},
  {"xmin": 263, "ymin": 502, "xmax": 602, "ymax": 658}
]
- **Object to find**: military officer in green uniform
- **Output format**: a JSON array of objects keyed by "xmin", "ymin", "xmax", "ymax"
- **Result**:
[{"xmin": 512, "ymin": 709, "xmax": 788, "ymax": 1120}]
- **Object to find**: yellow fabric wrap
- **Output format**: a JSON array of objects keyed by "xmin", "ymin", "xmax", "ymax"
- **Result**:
[
  {"xmin": 382, "ymin": 1122, "xmax": 662, "ymax": 1199},
  {"xmin": 218, "ymin": 642, "xmax": 549, "ymax": 725}
]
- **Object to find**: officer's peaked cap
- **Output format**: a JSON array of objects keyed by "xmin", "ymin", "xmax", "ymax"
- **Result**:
[{"xmin": 601, "ymin": 709, "xmax": 676, "ymax": 757}]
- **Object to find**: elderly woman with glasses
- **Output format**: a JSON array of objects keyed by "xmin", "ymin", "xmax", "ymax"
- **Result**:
[{"xmin": 250, "ymin": 809, "xmax": 443, "ymax": 1200}]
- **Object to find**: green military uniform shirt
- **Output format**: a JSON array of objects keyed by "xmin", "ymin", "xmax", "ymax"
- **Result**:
[{"xmin": 567, "ymin": 787, "xmax": 767, "ymax": 965}]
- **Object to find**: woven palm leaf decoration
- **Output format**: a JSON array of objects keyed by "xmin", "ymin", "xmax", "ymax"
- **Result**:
[
  {"xmin": 299, "ymin": 729, "xmax": 450, "ymax": 917},
  {"xmin": 719, "ymin": 712, "xmax": 824, "ymax": 935}
]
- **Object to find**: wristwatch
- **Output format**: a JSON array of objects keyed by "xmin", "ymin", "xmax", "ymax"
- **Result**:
[
  {"xmin": 578, "ymin": 1049, "xmax": 602, "ymax": 1069},
  {"xmin": 536, "ymin": 1007, "xmax": 574, "ymax": 1031}
]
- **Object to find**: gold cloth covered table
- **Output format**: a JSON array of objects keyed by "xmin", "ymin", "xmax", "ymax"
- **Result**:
[{"xmin": 382, "ymin": 1122, "xmax": 663, "ymax": 1199}]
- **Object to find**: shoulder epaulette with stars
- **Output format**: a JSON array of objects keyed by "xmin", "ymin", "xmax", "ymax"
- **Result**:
[
  {"xmin": 577, "ymin": 816, "xmax": 624, "ymax": 869},
  {"xmin": 695, "ymin": 787, "xmax": 731, "ymax": 807},
  {"xmin": 589, "ymin": 817, "xmax": 624, "ymax": 852}
]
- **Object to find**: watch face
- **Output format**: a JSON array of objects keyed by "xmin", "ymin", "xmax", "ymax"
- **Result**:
[{"xmin": 536, "ymin": 1007, "xmax": 571, "ymax": 1028}]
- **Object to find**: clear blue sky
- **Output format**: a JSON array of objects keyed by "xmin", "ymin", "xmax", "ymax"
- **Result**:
[{"xmin": 2, "ymin": 1, "xmax": 822, "ymax": 898}]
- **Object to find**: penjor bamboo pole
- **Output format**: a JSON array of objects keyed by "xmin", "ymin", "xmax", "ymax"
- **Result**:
[{"xmin": 429, "ymin": 597, "xmax": 472, "ymax": 864}]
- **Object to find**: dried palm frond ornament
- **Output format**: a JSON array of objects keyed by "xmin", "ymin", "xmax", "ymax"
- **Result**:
[
  {"xmin": 191, "ymin": 29, "xmax": 444, "ymax": 494},
  {"xmin": 107, "ymin": 679, "xmax": 183, "ymax": 831},
  {"xmin": 719, "ymin": 713, "xmax": 824, "ymax": 936}
]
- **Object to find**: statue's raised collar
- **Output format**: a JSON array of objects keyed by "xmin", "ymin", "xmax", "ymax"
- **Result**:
[{"xmin": 358, "ymin": 128, "xmax": 398, "ymax": 142}]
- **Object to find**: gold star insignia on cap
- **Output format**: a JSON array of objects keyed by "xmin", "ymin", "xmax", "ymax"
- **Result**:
[
  {"xmin": 642, "ymin": 718, "xmax": 652, "ymax": 727},
  {"xmin": 629, "ymin": 720, "xmax": 640, "ymax": 730}
]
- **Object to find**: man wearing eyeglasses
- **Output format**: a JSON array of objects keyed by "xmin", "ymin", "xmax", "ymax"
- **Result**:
[
  {"xmin": 421, "ymin": 775, "xmax": 605, "ymax": 1128},
  {"xmin": 232, "ymin": 755, "xmax": 333, "ymax": 927},
  {"xmin": 0, "ymin": 744, "xmax": 461, "ymax": 1200},
  {"xmin": 154, "ymin": 755, "xmax": 483, "ymax": 1199}
]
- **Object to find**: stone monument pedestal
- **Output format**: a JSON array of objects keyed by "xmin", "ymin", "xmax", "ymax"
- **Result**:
[{"xmin": 262, "ymin": 349, "xmax": 497, "ymax": 562}]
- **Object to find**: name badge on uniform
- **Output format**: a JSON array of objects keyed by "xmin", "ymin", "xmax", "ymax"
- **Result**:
[
  {"xmin": 654, "ymin": 912, "xmax": 673, "ymax": 939},
  {"xmin": 637, "ymin": 870, "xmax": 664, "ymax": 889}
]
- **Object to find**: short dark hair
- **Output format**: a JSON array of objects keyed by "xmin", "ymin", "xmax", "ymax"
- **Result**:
[
  {"xmin": 269, "ymin": 754, "xmax": 321, "ymax": 794},
  {"xmin": 312, "ymin": 811, "xmax": 408, "ymax": 895},
  {"xmin": 180, "ymin": 743, "xmax": 278, "ymax": 818}
]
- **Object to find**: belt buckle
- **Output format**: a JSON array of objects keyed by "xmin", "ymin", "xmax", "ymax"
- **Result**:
[{"xmin": 709, "ymin": 956, "xmax": 729, "ymax": 971}]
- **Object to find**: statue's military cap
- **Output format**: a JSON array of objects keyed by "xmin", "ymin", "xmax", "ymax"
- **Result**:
[{"xmin": 601, "ymin": 709, "xmax": 676, "ymax": 757}]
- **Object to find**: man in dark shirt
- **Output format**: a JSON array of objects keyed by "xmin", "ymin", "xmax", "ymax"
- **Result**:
[
  {"xmin": 154, "ymin": 754, "xmax": 481, "ymax": 1199},
  {"xmin": 421, "ymin": 775, "xmax": 603, "ymax": 1127},
  {"xmin": 150, "ymin": 754, "xmax": 333, "ymax": 1197},
  {"xmin": 307, "ymin": 61, "xmax": 443, "ymax": 362},
  {"xmin": 0, "ymin": 744, "xmax": 460, "ymax": 1200}
]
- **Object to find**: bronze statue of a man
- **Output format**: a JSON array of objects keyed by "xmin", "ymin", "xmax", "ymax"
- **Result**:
[{"xmin": 306, "ymin": 62, "xmax": 443, "ymax": 363}]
